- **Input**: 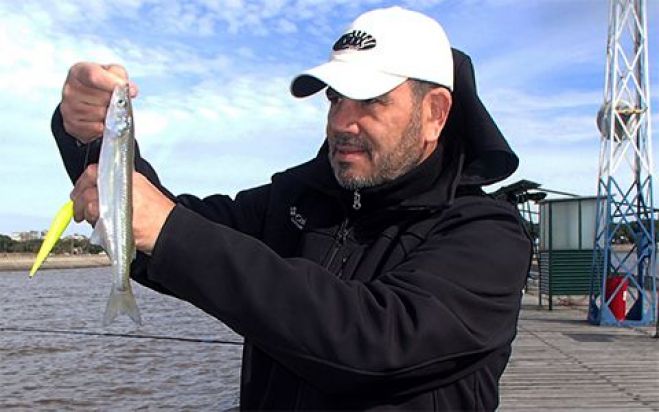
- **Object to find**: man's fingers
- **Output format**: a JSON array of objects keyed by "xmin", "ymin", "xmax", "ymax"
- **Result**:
[
  {"xmin": 71, "ymin": 165, "xmax": 100, "ymax": 224},
  {"xmin": 72, "ymin": 188, "xmax": 99, "ymax": 223},
  {"xmin": 71, "ymin": 165, "xmax": 98, "ymax": 201},
  {"xmin": 61, "ymin": 96, "xmax": 109, "ymax": 120},
  {"xmin": 61, "ymin": 75, "xmax": 110, "ymax": 140},
  {"xmin": 62, "ymin": 119, "xmax": 104, "ymax": 142},
  {"xmin": 102, "ymin": 64, "xmax": 128, "ymax": 81},
  {"xmin": 60, "ymin": 100, "xmax": 104, "ymax": 140},
  {"xmin": 128, "ymin": 80, "xmax": 139, "ymax": 98},
  {"xmin": 64, "ymin": 75, "xmax": 114, "ymax": 107},
  {"xmin": 100, "ymin": 65, "xmax": 139, "ymax": 98},
  {"xmin": 83, "ymin": 191, "xmax": 99, "ymax": 224},
  {"xmin": 104, "ymin": 65, "xmax": 138, "ymax": 98},
  {"xmin": 74, "ymin": 62, "xmax": 127, "ymax": 92}
]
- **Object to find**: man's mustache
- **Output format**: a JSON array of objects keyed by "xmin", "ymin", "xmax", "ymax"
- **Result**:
[{"xmin": 329, "ymin": 134, "xmax": 373, "ymax": 152}]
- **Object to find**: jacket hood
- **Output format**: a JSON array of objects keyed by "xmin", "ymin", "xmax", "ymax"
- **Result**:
[{"xmin": 443, "ymin": 49, "xmax": 518, "ymax": 186}]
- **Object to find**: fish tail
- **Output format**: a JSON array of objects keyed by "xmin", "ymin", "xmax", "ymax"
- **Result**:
[{"xmin": 102, "ymin": 287, "xmax": 143, "ymax": 326}]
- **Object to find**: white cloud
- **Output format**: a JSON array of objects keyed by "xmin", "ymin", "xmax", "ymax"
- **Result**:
[
  {"xmin": 276, "ymin": 18, "xmax": 298, "ymax": 34},
  {"xmin": 482, "ymin": 88, "xmax": 602, "ymax": 150},
  {"xmin": 497, "ymin": 108, "xmax": 659, "ymax": 200},
  {"xmin": 134, "ymin": 75, "xmax": 327, "ymax": 142},
  {"xmin": 133, "ymin": 78, "xmax": 328, "ymax": 197},
  {"xmin": 0, "ymin": 0, "xmax": 386, "ymax": 40}
]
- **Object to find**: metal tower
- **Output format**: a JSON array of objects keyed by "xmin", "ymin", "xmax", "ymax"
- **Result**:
[{"xmin": 588, "ymin": 0, "xmax": 656, "ymax": 326}]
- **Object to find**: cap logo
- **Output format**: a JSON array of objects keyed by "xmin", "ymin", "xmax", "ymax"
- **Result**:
[{"xmin": 332, "ymin": 30, "xmax": 376, "ymax": 51}]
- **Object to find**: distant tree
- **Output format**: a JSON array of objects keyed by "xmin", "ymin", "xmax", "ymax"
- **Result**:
[
  {"xmin": 9, "ymin": 238, "xmax": 41, "ymax": 253},
  {"xmin": 0, "ymin": 233, "xmax": 108, "ymax": 255},
  {"xmin": 0, "ymin": 234, "xmax": 14, "ymax": 252},
  {"xmin": 77, "ymin": 237, "xmax": 104, "ymax": 254}
]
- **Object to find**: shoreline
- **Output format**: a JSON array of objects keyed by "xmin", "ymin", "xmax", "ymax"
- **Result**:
[{"xmin": 0, "ymin": 253, "xmax": 110, "ymax": 272}]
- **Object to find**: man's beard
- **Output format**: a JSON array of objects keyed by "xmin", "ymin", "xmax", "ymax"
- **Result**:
[{"xmin": 329, "ymin": 108, "xmax": 425, "ymax": 191}]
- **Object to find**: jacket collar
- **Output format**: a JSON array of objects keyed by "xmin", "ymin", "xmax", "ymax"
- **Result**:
[{"xmin": 282, "ymin": 141, "xmax": 455, "ymax": 213}]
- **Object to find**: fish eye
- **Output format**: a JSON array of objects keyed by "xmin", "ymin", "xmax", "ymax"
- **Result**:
[{"xmin": 117, "ymin": 98, "xmax": 126, "ymax": 107}]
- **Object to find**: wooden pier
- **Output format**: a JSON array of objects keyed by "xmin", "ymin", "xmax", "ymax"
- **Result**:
[{"xmin": 500, "ymin": 293, "xmax": 658, "ymax": 411}]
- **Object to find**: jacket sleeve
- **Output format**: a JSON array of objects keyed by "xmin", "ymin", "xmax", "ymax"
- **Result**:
[{"xmin": 145, "ymin": 196, "xmax": 531, "ymax": 397}]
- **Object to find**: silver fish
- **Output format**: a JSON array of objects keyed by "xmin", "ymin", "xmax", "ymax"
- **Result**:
[{"xmin": 91, "ymin": 84, "xmax": 142, "ymax": 326}]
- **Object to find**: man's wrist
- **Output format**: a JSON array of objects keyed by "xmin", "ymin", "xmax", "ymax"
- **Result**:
[{"xmin": 138, "ymin": 201, "xmax": 176, "ymax": 256}]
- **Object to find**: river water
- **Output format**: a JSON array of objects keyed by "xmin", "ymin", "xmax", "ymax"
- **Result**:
[{"xmin": 0, "ymin": 266, "xmax": 242, "ymax": 410}]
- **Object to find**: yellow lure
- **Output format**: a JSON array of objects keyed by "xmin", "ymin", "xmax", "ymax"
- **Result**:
[{"xmin": 29, "ymin": 200, "xmax": 74, "ymax": 277}]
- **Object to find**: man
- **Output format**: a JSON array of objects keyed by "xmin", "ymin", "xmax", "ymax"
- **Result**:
[{"xmin": 53, "ymin": 6, "xmax": 531, "ymax": 411}]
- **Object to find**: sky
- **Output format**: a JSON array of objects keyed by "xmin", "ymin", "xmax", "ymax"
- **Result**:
[{"xmin": 0, "ymin": 0, "xmax": 658, "ymax": 236}]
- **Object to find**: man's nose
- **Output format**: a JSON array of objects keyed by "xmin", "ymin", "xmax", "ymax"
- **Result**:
[{"xmin": 328, "ymin": 99, "xmax": 360, "ymax": 135}]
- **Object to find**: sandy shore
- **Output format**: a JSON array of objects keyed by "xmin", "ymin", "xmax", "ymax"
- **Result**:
[{"xmin": 0, "ymin": 253, "xmax": 110, "ymax": 272}]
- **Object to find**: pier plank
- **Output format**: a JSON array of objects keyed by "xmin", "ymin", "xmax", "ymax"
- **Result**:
[{"xmin": 499, "ymin": 293, "xmax": 658, "ymax": 411}]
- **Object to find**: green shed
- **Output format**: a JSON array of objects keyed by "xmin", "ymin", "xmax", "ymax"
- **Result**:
[{"xmin": 538, "ymin": 196, "xmax": 602, "ymax": 309}]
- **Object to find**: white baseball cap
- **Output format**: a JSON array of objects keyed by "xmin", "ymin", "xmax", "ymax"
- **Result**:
[{"xmin": 290, "ymin": 6, "xmax": 453, "ymax": 100}]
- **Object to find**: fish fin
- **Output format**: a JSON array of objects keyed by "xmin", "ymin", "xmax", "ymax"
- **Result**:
[
  {"xmin": 29, "ymin": 200, "xmax": 74, "ymax": 277},
  {"xmin": 102, "ymin": 287, "xmax": 143, "ymax": 326}
]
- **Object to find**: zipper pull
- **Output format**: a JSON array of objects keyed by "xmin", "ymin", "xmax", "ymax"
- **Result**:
[{"xmin": 352, "ymin": 190, "xmax": 362, "ymax": 211}]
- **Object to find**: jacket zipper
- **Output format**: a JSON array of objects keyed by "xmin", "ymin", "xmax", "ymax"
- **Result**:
[
  {"xmin": 324, "ymin": 218, "xmax": 350, "ymax": 270},
  {"xmin": 324, "ymin": 191, "xmax": 360, "ymax": 271},
  {"xmin": 295, "ymin": 193, "xmax": 360, "ymax": 406},
  {"xmin": 352, "ymin": 190, "xmax": 362, "ymax": 210}
]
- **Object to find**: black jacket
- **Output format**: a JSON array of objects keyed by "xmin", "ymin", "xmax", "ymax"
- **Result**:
[{"xmin": 52, "ymin": 51, "xmax": 532, "ymax": 410}]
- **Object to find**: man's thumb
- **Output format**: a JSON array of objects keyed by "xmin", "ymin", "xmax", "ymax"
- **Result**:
[{"xmin": 101, "ymin": 64, "xmax": 139, "ymax": 98}]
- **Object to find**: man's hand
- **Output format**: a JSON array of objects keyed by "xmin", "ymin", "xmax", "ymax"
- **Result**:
[
  {"xmin": 70, "ymin": 164, "xmax": 100, "ymax": 225},
  {"xmin": 70, "ymin": 165, "xmax": 175, "ymax": 255},
  {"xmin": 60, "ymin": 63, "xmax": 138, "ymax": 143},
  {"xmin": 132, "ymin": 173, "xmax": 176, "ymax": 254}
]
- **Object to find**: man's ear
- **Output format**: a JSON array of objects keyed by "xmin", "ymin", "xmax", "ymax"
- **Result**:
[{"xmin": 424, "ymin": 88, "xmax": 452, "ymax": 143}]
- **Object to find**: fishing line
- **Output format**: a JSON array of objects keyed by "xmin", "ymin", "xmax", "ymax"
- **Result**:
[
  {"xmin": 83, "ymin": 139, "xmax": 93, "ymax": 167},
  {"xmin": 0, "ymin": 326, "xmax": 243, "ymax": 346}
]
